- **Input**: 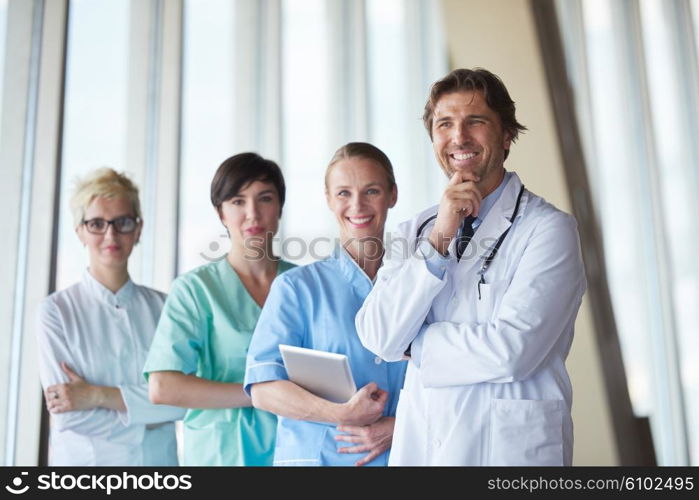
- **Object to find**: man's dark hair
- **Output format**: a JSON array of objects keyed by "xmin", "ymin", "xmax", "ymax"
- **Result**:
[
  {"xmin": 423, "ymin": 68, "xmax": 527, "ymax": 159},
  {"xmin": 210, "ymin": 152, "xmax": 286, "ymax": 216}
]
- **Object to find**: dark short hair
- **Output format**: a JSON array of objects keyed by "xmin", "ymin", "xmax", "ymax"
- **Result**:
[
  {"xmin": 422, "ymin": 68, "xmax": 527, "ymax": 159},
  {"xmin": 210, "ymin": 153, "xmax": 286, "ymax": 216},
  {"xmin": 326, "ymin": 142, "xmax": 396, "ymax": 190}
]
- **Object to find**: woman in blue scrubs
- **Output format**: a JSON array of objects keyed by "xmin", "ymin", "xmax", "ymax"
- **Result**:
[
  {"xmin": 144, "ymin": 153, "xmax": 295, "ymax": 465},
  {"xmin": 244, "ymin": 142, "xmax": 407, "ymax": 466}
]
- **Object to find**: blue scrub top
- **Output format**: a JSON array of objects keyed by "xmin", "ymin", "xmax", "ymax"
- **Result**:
[{"xmin": 244, "ymin": 246, "xmax": 407, "ymax": 466}]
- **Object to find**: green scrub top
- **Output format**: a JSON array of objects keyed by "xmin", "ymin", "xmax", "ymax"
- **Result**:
[{"xmin": 143, "ymin": 257, "xmax": 295, "ymax": 466}]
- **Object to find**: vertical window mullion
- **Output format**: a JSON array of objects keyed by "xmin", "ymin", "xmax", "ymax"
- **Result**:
[
  {"xmin": 151, "ymin": 0, "xmax": 183, "ymax": 290},
  {"xmin": 4, "ymin": 0, "xmax": 44, "ymax": 466},
  {"xmin": 141, "ymin": 0, "xmax": 164, "ymax": 287}
]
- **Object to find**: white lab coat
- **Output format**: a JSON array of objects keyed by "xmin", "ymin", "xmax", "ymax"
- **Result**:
[
  {"xmin": 356, "ymin": 173, "xmax": 586, "ymax": 466},
  {"xmin": 36, "ymin": 271, "xmax": 185, "ymax": 466}
]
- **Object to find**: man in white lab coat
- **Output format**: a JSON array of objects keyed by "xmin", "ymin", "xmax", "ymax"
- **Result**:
[{"xmin": 355, "ymin": 68, "xmax": 586, "ymax": 465}]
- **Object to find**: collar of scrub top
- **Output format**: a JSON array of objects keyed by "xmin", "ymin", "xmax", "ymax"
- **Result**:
[
  {"xmin": 82, "ymin": 269, "xmax": 135, "ymax": 309},
  {"xmin": 333, "ymin": 244, "xmax": 375, "ymax": 297}
]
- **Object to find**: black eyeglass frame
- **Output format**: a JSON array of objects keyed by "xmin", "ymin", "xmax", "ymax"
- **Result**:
[{"xmin": 81, "ymin": 216, "xmax": 141, "ymax": 235}]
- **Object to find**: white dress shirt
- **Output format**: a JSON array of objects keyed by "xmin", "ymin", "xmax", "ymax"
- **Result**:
[{"xmin": 36, "ymin": 270, "xmax": 185, "ymax": 466}]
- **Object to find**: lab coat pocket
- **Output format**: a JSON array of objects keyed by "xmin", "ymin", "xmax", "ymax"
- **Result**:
[
  {"xmin": 476, "ymin": 279, "xmax": 508, "ymax": 324},
  {"xmin": 488, "ymin": 398, "xmax": 564, "ymax": 466}
]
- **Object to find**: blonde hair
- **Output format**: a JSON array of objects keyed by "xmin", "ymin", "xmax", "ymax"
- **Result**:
[
  {"xmin": 325, "ymin": 142, "xmax": 396, "ymax": 190},
  {"xmin": 70, "ymin": 167, "xmax": 141, "ymax": 228}
]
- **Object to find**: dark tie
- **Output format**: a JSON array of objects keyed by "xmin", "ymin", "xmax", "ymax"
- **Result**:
[{"xmin": 455, "ymin": 215, "xmax": 476, "ymax": 262}]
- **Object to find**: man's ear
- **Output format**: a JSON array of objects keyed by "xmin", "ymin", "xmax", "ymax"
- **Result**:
[
  {"xmin": 502, "ymin": 131, "xmax": 512, "ymax": 160},
  {"xmin": 503, "ymin": 130, "xmax": 512, "ymax": 152}
]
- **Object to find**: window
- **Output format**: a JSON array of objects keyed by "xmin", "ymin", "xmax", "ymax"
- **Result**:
[
  {"xmin": 556, "ymin": 0, "xmax": 698, "ymax": 465},
  {"xmin": 638, "ymin": 0, "xmax": 699, "ymax": 465},
  {"xmin": 178, "ymin": 0, "xmax": 447, "ymax": 269},
  {"xmin": 178, "ymin": 0, "xmax": 237, "ymax": 272},
  {"xmin": 56, "ymin": 0, "xmax": 130, "ymax": 289},
  {"xmin": 0, "ymin": 0, "xmax": 7, "ymax": 118},
  {"xmin": 366, "ymin": 0, "xmax": 447, "ymax": 228},
  {"xmin": 280, "ymin": 0, "xmax": 335, "ymax": 263},
  {"xmin": 0, "ymin": 0, "xmax": 448, "ymax": 464},
  {"xmin": 1, "ymin": 0, "xmax": 69, "ymax": 465}
]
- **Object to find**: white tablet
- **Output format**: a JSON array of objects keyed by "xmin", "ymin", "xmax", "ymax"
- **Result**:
[{"xmin": 279, "ymin": 344, "xmax": 357, "ymax": 404}]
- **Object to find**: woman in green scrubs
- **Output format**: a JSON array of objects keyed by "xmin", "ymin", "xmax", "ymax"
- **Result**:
[{"xmin": 144, "ymin": 153, "xmax": 295, "ymax": 465}]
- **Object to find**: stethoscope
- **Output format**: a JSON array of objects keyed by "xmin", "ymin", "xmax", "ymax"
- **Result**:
[{"xmin": 416, "ymin": 185, "xmax": 525, "ymax": 300}]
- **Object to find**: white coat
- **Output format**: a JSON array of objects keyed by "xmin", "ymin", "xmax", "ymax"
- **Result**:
[
  {"xmin": 36, "ymin": 271, "xmax": 185, "ymax": 466},
  {"xmin": 356, "ymin": 173, "xmax": 586, "ymax": 466}
]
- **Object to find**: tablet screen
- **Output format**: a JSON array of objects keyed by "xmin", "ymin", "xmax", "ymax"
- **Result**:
[{"xmin": 279, "ymin": 344, "xmax": 357, "ymax": 403}]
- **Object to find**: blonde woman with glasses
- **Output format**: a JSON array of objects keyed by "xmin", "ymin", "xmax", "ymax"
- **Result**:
[{"xmin": 35, "ymin": 167, "xmax": 184, "ymax": 466}]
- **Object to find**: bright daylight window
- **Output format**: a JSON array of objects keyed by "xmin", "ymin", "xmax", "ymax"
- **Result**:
[
  {"xmin": 56, "ymin": 0, "xmax": 130, "ymax": 289},
  {"xmin": 178, "ymin": 0, "xmax": 237, "ymax": 273},
  {"xmin": 557, "ymin": 0, "xmax": 698, "ymax": 465},
  {"xmin": 179, "ymin": 0, "xmax": 446, "ymax": 270},
  {"xmin": 1, "ymin": 0, "xmax": 446, "ymax": 465},
  {"xmin": 280, "ymin": 0, "xmax": 335, "ymax": 263},
  {"xmin": 0, "ymin": 0, "xmax": 6, "ymax": 119}
]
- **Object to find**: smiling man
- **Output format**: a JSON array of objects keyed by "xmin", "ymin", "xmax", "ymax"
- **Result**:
[{"xmin": 356, "ymin": 68, "xmax": 587, "ymax": 466}]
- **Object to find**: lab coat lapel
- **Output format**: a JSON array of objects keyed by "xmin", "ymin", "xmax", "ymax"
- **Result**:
[{"xmin": 457, "ymin": 173, "xmax": 525, "ymax": 277}]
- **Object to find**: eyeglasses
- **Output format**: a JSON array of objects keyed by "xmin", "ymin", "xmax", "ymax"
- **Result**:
[{"xmin": 82, "ymin": 216, "xmax": 140, "ymax": 235}]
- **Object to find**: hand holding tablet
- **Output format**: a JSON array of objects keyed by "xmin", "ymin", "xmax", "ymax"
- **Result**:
[{"xmin": 279, "ymin": 344, "xmax": 357, "ymax": 404}]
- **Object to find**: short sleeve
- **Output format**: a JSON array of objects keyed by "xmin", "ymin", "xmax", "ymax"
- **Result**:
[
  {"xmin": 243, "ymin": 274, "xmax": 306, "ymax": 396},
  {"xmin": 143, "ymin": 276, "xmax": 204, "ymax": 379}
]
